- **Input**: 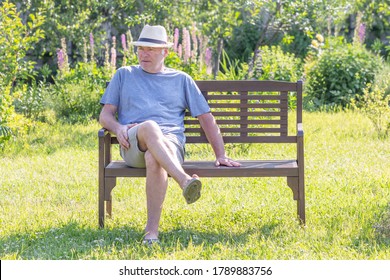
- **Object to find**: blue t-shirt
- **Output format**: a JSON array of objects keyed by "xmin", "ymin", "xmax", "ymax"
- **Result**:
[{"xmin": 100, "ymin": 66, "xmax": 210, "ymax": 146}]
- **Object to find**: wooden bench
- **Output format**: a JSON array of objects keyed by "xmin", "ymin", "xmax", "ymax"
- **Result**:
[{"xmin": 98, "ymin": 80, "xmax": 305, "ymax": 228}]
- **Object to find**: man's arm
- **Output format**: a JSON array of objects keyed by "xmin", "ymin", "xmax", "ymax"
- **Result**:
[
  {"xmin": 99, "ymin": 104, "xmax": 136, "ymax": 150},
  {"xmin": 197, "ymin": 112, "xmax": 241, "ymax": 167}
]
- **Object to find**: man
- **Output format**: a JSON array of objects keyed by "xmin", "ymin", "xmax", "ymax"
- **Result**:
[{"xmin": 99, "ymin": 25, "xmax": 240, "ymax": 244}]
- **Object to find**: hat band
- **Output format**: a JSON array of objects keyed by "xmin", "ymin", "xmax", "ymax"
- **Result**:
[{"xmin": 138, "ymin": 37, "xmax": 167, "ymax": 45}]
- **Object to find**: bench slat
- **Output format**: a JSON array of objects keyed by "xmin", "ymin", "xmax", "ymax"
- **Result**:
[
  {"xmin": 184, "ymin": 119, "xmax": 283, "ymax": 125},
  {"xmin": 105, "ymin": 160, "xmax": 298, "ymax": 177},
  {"xmin": 210, "ymin": 111, "xmax": 287, "ymax": 117},
  {"xmin": 208, "ymin": 103, "xmax": 286, "ymax": 109},
  {"xmin": 185, "ymin": 127, "xmax": 284, "ymax": 134},
  {"xmin": 185, "ymin": 136, "xmax": 297, "ymax": 143},
  {"xmin": 206, "ymin": 95, "xmax": 284, "ymax": 101},
  {"xmin": 196, "ymin": 80, "xmax": 298, "ymax": 92}
]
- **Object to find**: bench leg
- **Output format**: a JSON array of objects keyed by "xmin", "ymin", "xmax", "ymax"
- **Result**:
[
  {"xmin": 298, "ymin": 177, "xmax": 305, "ymax": 225},
  {"xmin": 287, "ymin": 177, "xmax": 299, "ymax": 200},
  {"xmin": 99, "ymin": 177, "xmax": 116, "ymax": 228},
  {"xmin": 287, "ymin": 177, "xmax": 305, "ymax": 225},
  {"xmin": 99, "ymin": 184, "xmax": 105, "ymax": 228},
  {"xmin": 105, "ymin": 177, "xmax": 116, "ymax": 218}
]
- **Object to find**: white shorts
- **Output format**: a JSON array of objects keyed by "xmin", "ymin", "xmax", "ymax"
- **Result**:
[{"xmin": 120, "ymin": 125, "xmax": 184, "ymax": 168}]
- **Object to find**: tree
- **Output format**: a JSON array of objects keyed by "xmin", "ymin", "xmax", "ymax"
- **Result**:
[{"xmin": 0, "ymin": 0, "xmax": 44, "ymax": 148}]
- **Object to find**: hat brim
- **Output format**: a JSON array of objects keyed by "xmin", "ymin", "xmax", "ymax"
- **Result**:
[{"xmin": 132, "ymin": 41, "xmax": 173, "ymax": 48}]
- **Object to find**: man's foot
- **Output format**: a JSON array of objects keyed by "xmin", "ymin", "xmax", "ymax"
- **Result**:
[
  {"xmin": 142, "ymin": 238, "xmax": 160, "ymax": 246},
  {"xmin": 182, "ymin": 177, "xmax": 202, "ymax": 204}
]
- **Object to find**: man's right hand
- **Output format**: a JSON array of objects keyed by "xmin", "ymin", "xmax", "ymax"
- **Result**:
[
  {"xmin": 116, "ymin": 123, "xmax": 138, "ymax": 150},
  {"xmin": 99, "ymin": 104, "xmax": 138, "ymax": 151}
]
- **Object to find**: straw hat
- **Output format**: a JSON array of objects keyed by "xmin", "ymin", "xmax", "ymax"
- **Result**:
[{"xmin": 132, "ymin": 25, "xmax": 173, "ymax": 48}]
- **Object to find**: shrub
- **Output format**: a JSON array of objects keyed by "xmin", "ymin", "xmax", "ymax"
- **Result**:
[
  {"xmin": 0, "ymin": 0, "xmax": 44, "ymax": 148},
  {"xmin": 248, "ymin": 46, "xmax": 302, "ymax": 109},
  {"xmin": 351, "ymin": 83, "xmax": 390, "ymax": 139},
  {"xmin": 217, "ymin": 50, "xmax": 249, "ymax": 80},
  {"xmin": 50, "ymin": 62, "xmax": 109, "ymax": 123},
  {"xmin": 0, "ymin": 84, "xmax": 13, "ymax": 149},
  {"xmin": 249, "ymin": 45, "xmax": 303, "ymax": 82},
  {"xmin": 372, "ymin": 63, "xmax": 390, "ymax": 97},
  {"xmin": 305, "ymin": 41, "xmax": 383, "ymax": 109},
  {"xmin": 13, "ymin": 81, "xmax": 48, "ymax": 121}
]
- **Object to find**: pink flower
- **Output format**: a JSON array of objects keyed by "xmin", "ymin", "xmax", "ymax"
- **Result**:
[
  {"xmin": 89, "ymin": 33, "xmax": 94, "ymax": 49},
  {"xmin": 111, "ymin": 36, "xmax": 117, "ymax": 68},
  {"xmin": 205, "ymin": 47, "xmax": 212, "ymax": 66},
  {"xmin": 191, "ymin": 25, "xmax": 198, "ymax": 60},
  {"xmin": 178, "ymin": 44, "xmax": 182, "ymax": 58},
  {"xmin": 358, "ymin": 23, "xmax": 366, "ymax": 44},
  {"xmin": 56, "ymin": 48, "xmax": 64, "ymax": 70},
  {"xmin": 182, "ymin": 28, "xmax": 191, "ymax": 63},
  {"xmin": 89, "ymin": 33, "xmax": 95, "ymax": 61},
  {"xmin": 174, "ymin": 28, "xmax": 179, "ymax": 53},
  {"xmin": 121, "ymin": 34, "xmax": 127, "ymax": 51}
]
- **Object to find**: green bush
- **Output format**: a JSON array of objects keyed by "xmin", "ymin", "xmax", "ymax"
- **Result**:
[
  {"xmin": 249, "ymin": 45, "xmax": 303, "ymax": 82},
  {"xmin": 0, "ymin": 84, "xmax": 13, "ymax": 149},
  {"xmin": 372, "ymin": 63, "xmax": 390, "ymax": 97},
  {"xmin": 248, "ymin": 46, "xmax": 302, "ymax": 109},
  {"xmin": 217, "ymin": 50, "xmax": 249, "ymax": 80},
  {"xmin": 351, "ymin": 84, "xmax": 390, "ymax": 139},
  {"xmin": 50, "ymin": 62, "xmax": 109, "ymax": 124},
  {"xmin": 0, "ymin": 0, "xmax": 44, "ymax": 148},
  {"xmin": 13, "ymin": 81, "xmax": 48, "ymax": 121},
  {"xmin": 305, "ymin": 42, "xmax": 383, "ymax": 109}
]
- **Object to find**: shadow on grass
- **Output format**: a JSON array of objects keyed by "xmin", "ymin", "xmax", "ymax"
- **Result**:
[
  {"xmin": 373, "ymin": 203, "xmax": 390, "ymax": 245},
  {"xmin": 0, "ymin": 220, "xmax": 280, "ymax": 260},
  {"xmin": 347, "ymin": 203, "xmax": 390, "ymax": 258}
]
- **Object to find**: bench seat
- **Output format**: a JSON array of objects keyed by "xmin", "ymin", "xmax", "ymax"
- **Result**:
[{"xmin": 105, "ymin": 160, "xmax": 299, "ymax": 177}]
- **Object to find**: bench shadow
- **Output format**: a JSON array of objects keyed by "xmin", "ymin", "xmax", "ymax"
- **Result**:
[{"xmin": 0, "ymin": 221, "xmax": 279, "ymax": 260}]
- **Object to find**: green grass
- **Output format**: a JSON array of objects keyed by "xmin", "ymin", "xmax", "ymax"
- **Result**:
[{"xmin": 1, "ymin": 111, "xmax": 390, "ymax": 259}]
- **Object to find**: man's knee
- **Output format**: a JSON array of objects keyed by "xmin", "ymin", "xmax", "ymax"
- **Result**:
[
  {"xmin": 137, "ymin": 120, "xmax": 162, "ymax": 149},
  {"xmin": 139, "ymin": 120, "xmax": 160, "ymax": 133}
]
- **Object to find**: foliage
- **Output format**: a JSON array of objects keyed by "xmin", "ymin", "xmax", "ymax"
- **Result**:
[
  {"xmin": 0, "ymin": 84, "xmax": 13, "ymax": 149},
  {"xmin": 354, "ymin": 0, "xmax": 390, "ymax": 57},
  {"xmin": 372, "ymin": 63, "xmax": 390, "ymax": 97},
  {"xmin": 50, "ymin": 62, "xmax": 110, "ymax": 123},
  {"xmin": 249, "ymin": 45, "xmax": 303, "ymax": 82},
  {"xmin": 0, "ymin": 1, "xmax": 44, "ymax": 86},
  {"xmin": 13, "ymin": 81, "xmax": 48, "ymax": 120},
  {"xmin": 4, "ymin": 0, "xmax": 390, "ymax": 74},
  {"xmin": 0, "ymin": 0, "xmax": 44, "ymax": 148},
  {"xmin": 304, "ymin": 39, "xmax": 383, "ymax": 109},
  {"xmin": 217, "ymin": 50, "xmax": 248, "ymax": 80},
  {"xmin": 351, "ymin": 84, "xmax": 390, "ymax": 139},
  {"xmin": 247, "ymin": 45, "xmax": 303, "ymax": 110}
]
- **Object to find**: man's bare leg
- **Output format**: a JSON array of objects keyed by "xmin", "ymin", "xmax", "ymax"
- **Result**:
[
  {"xmin": 143, "ymin": 150, "xmax": 168, "ymax": 240},
  {"xmin": 136, "ymin": 120, "xmax": 195, "ymax": 188},
  {"xmin": 136, "ymin": 121, "xmax": 199, "ymax": 240}
]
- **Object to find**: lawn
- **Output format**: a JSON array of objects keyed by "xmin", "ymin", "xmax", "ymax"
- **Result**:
[{"xmin": 0, "ymin": 111, "xmax": 389, "ymax": 260}]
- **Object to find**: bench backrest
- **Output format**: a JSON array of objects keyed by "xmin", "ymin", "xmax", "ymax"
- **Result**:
[{"xmin": 186, "ymin": 80, "xmax": 303, "ymax": 144}]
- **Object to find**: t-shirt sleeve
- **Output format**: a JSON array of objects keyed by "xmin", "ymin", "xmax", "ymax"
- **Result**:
[
  {"xmin": 100, "ymin": 69, "xmax": 121, "ymax": 106},
  {"xmin": 184, "ymin": 77, "xmax": 210, "ymax": 117}
]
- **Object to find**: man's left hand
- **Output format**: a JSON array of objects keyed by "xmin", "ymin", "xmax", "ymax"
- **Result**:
[{"xmin": 215, "ymin": 156, "xmax": 241, "ymax": 167}]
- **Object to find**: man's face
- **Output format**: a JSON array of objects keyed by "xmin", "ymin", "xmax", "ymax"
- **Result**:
[{"xmin": 137, "ymin": 46, "xmax": 167, "ymax": 73}]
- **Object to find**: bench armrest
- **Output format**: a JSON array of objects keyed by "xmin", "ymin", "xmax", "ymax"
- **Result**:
[
  {"xmin": 98, "ymin": 128, "xmax": 109, "ymax": 138},
  {"xmin": 297, "ymin": 123, "xmax": 304, "ymax": 137}
]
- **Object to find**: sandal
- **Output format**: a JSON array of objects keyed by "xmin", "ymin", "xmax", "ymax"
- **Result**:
[
  {"xmin": 142, "ymin": 238, "xmax": 160, "ymax": 246},
  {"xmin": 183, "ymin": 178, "xmax": 202, "ymax": 204}
]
